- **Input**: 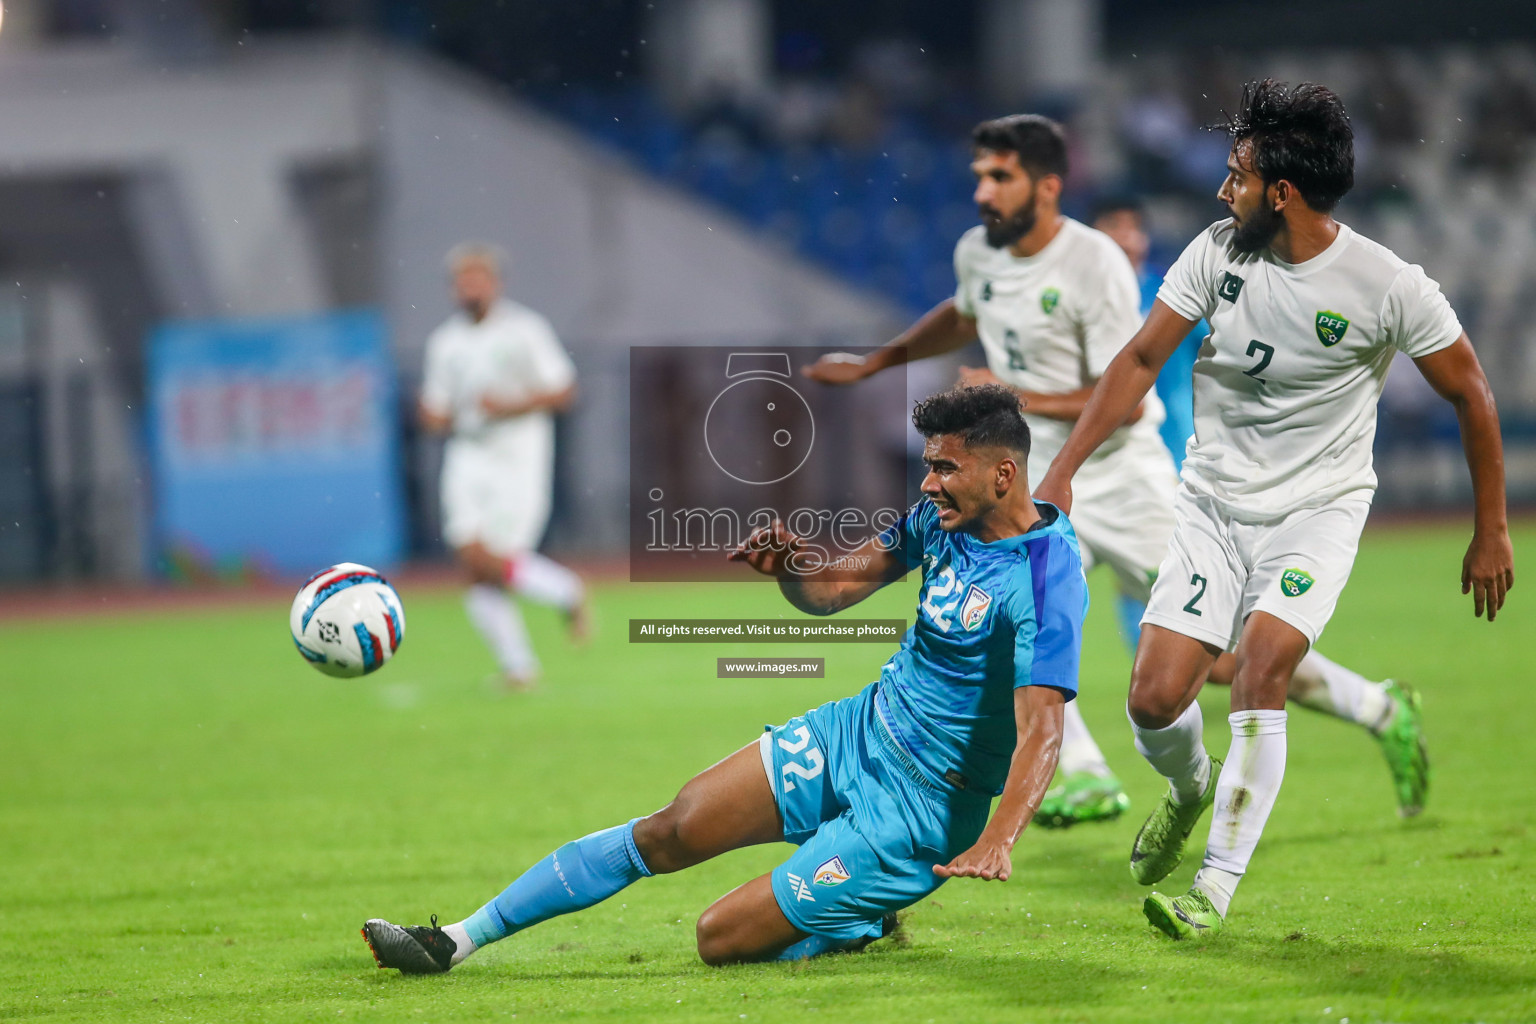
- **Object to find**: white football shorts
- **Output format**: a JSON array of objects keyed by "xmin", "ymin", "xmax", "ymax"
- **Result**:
[
  {"xmin": 1142, "ymin": 487, "xmax": 1371, "ymax": 652},
  {"xmin": 439, "ymin": 441, "xmax": 553, "ymax": 555},
  {"xmin": 1033, "ymin": 436, "xmax": 1179, "ymax": 604}
]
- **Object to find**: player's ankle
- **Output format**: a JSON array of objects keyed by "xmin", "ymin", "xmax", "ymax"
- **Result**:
[
  {"xmin": 1192, "ymin": 867, "xmax": 1239, "ymax": 917},
  {"xmin": 442, "ymin": 921, "xmax": 478, "ymax": 966}
]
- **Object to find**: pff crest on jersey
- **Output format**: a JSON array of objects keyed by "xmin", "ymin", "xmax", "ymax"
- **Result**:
[
  {"xmin": 1316, "ymin": 311, "xmax": 1350, "ymax": 347},
  {"xmin": 959, "ymin": 584, "xmax": 994, "ymax": 630},
  {"xmin": 1040, "ymin": 287, "xmax": 1061, "ymax": 314},
  {"xmin": 1280, "ymin": 569, "xmax": 1316, "ymax": 597}
]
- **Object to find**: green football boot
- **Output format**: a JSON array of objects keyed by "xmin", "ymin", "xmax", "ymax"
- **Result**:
[
  {"xmin": 1129, "ymin": 756, "xmax": 1221, "ymax": 885},
  {"xmin": 1376, "ymin": 680, "xmax": 1429, "ymax": 818},
  {"xmin": 1143, "ymin": 888, "xmax": 1224, "ymax": 940},
  {"xmin": 1034, "ymin": 771, "xmax": 1131, "ymax": 829}
]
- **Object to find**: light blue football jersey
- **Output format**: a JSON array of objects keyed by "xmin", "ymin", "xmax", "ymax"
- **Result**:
[{"xmin": 873, "ymin": 499, "xmax": 1088, "ymax": 796}]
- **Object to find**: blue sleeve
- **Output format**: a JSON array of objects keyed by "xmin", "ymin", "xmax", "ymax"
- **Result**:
[
  {"xmin": 1012, "ymin": 535, "xmax": 1086, "ymax": 698},
  {"xmin": 877, "ymin": 501, "xmax": 932, "ymax": 573}
]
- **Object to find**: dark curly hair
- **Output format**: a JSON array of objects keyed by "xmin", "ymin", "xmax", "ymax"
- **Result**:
[
  {"xmin": 1210, "ymin": 79, "xmax": 1354, "ymax": 212},
  {"xmin": 972, "ymin": 114, "xmax": 1069, "ymax": 181},
  {"xmin": 912, "ymin": 384, "xmax": 1031, "ymax": 460}
]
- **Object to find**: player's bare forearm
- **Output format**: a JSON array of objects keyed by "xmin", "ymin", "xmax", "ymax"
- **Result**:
[
  {"xmin": 729, "ymin": 523, "xmax": 906, "ymax": 614},
  {"xmin": 955, "ymin": 368, "xmax": 1144, "ymax": 424},
  {"xmin": 482, "ymin": 384, "xmax": 576, "ymax": 420},
  {"xmin": 804, "ymin": 300, "xmax": 976, "ymax": 384},
  {"xmin": 1019, "ymin": 386, "xmax": 1142, "ymax": 424},
  {"xmin": 1414, "ymin": 336, "xmax": 1515, "ymax": 619},
  {"xmin": 934, "ymin": 687, "xmax": 1064, "ymax": 881},
  {"xmin": 1036, "ymin": 301, "xmax": 1195, "ymax": 506},
  {"xmin": 418, "ymin": 404, "xmax": 452, "ymax": 434}
]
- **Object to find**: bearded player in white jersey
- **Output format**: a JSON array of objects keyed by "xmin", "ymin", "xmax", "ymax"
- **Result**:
[
  {"xmin": 420, "ymin": 243, "xmax": 589, "ymax": 690},
  {"xmin": 1037, "ymin": 81, "xmax": 1514, "ymax": 940},
  {"xmin": 805, "ymin": 114, "xmax": 1424, "ymax": 831}
]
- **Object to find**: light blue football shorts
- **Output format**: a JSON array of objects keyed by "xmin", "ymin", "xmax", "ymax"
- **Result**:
[{"xmin": 758, "ymin": 681, "xmax": 992, "ymax": 942}]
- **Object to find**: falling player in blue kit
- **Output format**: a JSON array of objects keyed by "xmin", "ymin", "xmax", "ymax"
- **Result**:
[{"xmin": 361, "ymin": 384, "xmax": 1086, "ymax": 971}]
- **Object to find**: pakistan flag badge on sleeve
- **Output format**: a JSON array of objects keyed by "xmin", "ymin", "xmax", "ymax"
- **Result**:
[
  {"xmin": 1316, "ymin": 311, "xmax": 1350, "ymax": 347},
  {"xmin": 1280, "ymin": 569, "xmax": 1315, "ymax": 597}
]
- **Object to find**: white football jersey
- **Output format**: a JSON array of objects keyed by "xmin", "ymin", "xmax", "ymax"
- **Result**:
[
  {"xmin": 421, "ymin": 298, "xmax": 576, "ymax": 460},
  {"xmin": 1158, "ymin": 220, "xmax": 1462, "ymax": 517},
  {"xmin": 952, "ymin": 217, "xmax": 1168, "ymax": 475}
]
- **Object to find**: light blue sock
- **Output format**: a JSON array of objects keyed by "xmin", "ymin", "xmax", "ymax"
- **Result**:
[
  {"xmin": 462, "ymin": 819, "xmax": 652, "ymax": 948},
  {"xmin": 1116, "ymin": 593, "xmax": 1147, "ymax": 655},
  {"xmin": 774, "ymin": 932, "xmax": 865, "ymax": 960}
]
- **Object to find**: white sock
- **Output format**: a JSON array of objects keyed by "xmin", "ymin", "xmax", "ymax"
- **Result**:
[
  {"xmin": 1288, "ymin": 651, "xmax": 1394, "ymax": 733},
  {"xmin": 1198, "ymin": 709, "xmax": 1288, "ymax": 916},
  {"xmin": 1192, "ymin": 865, "xmax": 1241, "ymax": 917},
  {"xmin": 443, "ymin": 921, "xmax": 477, "ymax": 966},
  {"xmin": 508, "ymin": 552, "xmax": 583, "ymax": 611},
  {"xmin": 1058, "ymin": 700, "xmax": 1112, "ymax": 777},
  {"xmin": 465, "ymin": 584, "xmax": 539, "ymax": 678},
  {"xmin": 1130, "ymin": 700, "xmax": 1211, "ymax": 805}
]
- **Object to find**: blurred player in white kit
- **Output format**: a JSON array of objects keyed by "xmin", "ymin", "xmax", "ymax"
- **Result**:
[{"xmin": 419, "ymin": 243, "xmax": 588, "ymax": 689}]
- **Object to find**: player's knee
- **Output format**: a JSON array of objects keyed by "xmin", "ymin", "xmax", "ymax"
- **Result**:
[
  {"xmin": 694, "ymin": 907, "xmax": 738, "ymax": 966},
  {"xmin": 456, "ymin": 544, "xmax": 505, "ymax": 586},
  {"xmin": 631, "ymin": 804, "xmax": 703, "ymax": 875},
  {"xmin": 1127, "ymin": 675, "xmax": 1183, "ymax": 729}
]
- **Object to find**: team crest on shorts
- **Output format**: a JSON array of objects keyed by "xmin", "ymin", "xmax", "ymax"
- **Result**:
[
  {"xmin": 1040, "ymin": 287, "xmax": 1061, "ymax": 314},
  {"xmin": 813, "ymin": 856, "xmax": 851, "ymax": 887},
  {"xmin": 1280, "ymin": 569, "xmax": 1316, "ymax": 597},
  {"xmin": 1316, "ymin": 311, "xmax": 1350, "ymax": 347},
  {"xmin": 959, "ymin": 584, "xmax": 993, "ymax": 630}
]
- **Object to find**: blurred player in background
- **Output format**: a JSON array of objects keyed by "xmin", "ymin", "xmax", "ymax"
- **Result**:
[
  {"xmin": 1037, "ymin": 80, "xmax": 1513, "ymax": 939},
  {"xmin": 1093, "ymin": 197, "xmax": 1423, "ymax": 816},
  {"xmin": 420, "ymin": 243, "xmax": 588, "ymax": 690},
  {"xmin": 1091, "ymin": 197, "xmax": 1205, "ymax": 468},
  {"xmin": 362, "ymin": 385, "xmax": 1080, "ymax": 971}
]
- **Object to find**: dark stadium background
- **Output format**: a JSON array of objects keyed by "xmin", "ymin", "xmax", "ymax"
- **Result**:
[{"xmin": 0, "ymin": 0, "xmax": 1533, "ymax": 581}]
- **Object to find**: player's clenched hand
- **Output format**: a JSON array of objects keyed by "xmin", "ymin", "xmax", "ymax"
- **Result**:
[
  {"xmin": 932, "ymin": 836, "xmax": 1012, "ymax": 881},
  {"xmin": 956, "ymin": 365, "xmax": 1000, "ymax": 388},
  {"xmin": 1462, "ymin": 528, "xmax": 1514, "ymax": 621},
  {"xmin": 728, "ymin": 519, "xmax": 804, "ymax": 578},
  {"xmin": 801, "ymin": 353, "xmax": 870, "ymax": 385}
]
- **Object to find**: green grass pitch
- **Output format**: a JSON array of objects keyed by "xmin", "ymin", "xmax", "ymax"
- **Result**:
[{"xmin": 2, "ymin": 521, "xmax": 1532, "ymax": 1023}]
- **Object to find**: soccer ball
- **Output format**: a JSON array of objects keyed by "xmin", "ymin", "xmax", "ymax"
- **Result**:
[{"xmin": 289, "ymin": 562, "xmax": 406, "ymax": 678}]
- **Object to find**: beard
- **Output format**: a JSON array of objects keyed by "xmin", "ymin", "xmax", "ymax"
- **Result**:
[
  {"xmin": 1230, "ymin": 202, "xmax": 1283, "ymax": 254},
  {"xmin": 980, "ymin": 189, "xmax": 1038, "ymax": 248}
]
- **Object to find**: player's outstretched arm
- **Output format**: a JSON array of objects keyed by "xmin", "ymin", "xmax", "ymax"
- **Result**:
[
  {"xmin": 934, "ymin": 685, "xmax": 1065, "ymax": 882},
  {"xmin": 418, "ymin": 401, "xmax": 453, "ymax": 435},
  {"xmin": 480, "ymin": 383, "xmax": 577, "ymax": 420},
  {"xmin": 802, "ymin": 300, "xmax": 977, "ymax": 385},
  {"xmin": 1412, "ymin": 334, "xmax": 1515, "ymax": 620},
  {"xmin": 1034, "ymin": 300, "xmax": 1196, "ymax": 513},
  {"xmin": 727, "ymin": 519, "xmax": 908, "ymax": 615}
]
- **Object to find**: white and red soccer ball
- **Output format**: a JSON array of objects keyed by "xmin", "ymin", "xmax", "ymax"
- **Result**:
[{"xmin": 289, "ymin": 562, "xmax": 406, "ymax": 678}]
